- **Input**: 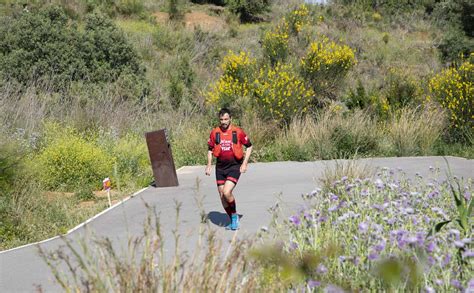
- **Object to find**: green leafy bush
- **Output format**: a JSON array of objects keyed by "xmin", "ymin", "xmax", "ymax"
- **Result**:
[
  {"xmin": 111, "ymin": 133, "xmax": 152, "ymax": 190},
  {"xmin": 0, "ymin": 138, "xmax": 23, "ymax": 196},
  {"xmin": 383, "ymin": 68, "xmax": 423, "ymax": 111},
  {"xmin": 37, "ymin": 134, "xmax": 113, "ymax": 191},
  {"xmin": 226, "ymin": 0, "xmax": 271, "ymax": 22},
  {"xmin": 0, "ymin": 6, "xmax": 145, "ymax": 93}
]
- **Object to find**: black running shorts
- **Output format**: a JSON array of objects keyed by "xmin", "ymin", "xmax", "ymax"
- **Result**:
[{"xmin": 216, "ymin": 165, "xmax": 241, "ymax": 186}]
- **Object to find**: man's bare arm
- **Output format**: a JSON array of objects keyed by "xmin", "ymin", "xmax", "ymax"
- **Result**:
[
  {"xmin": 240, "ymin": 145, "xmax": 252, "ymax": 173},
  {"xmin": 205, "ymin": 150, "xmax": 213, "ymax": 176}
]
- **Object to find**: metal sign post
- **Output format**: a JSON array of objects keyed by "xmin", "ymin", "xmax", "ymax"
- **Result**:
[{"xmin": 145, "ymin": 129, "xmax": 179, "ymax": 187}]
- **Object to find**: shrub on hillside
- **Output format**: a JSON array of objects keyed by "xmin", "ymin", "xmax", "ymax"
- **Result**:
[
  {"xmin": 0, "ymin": 138, "xmax": 23, "ymax": 196},
  {"xmin": 37, "ymin": 134, "xmax": 113, "ymax": 192},
  {"xmin": 84, "ymin": 0, "xmax": 145, "ymax": 17},
  {"xmin": 112, "ymin": 133, "xmax": 151, "ymax": 190},
  {"xmin": 334, "ymin": 0, "xmax": 430, "ymax": 14},
  {"xmin": 262, "ymin": 22, "xmax": 290, "ymax": 65},
  {"xmin": 254, "ymin": 63, "xmax": 314, "ymax": 124},
  {"xmin": 285, "ymin": 4, "xmax": 310, "ymax": 35},
  {"xmin": 300, "ymin": 36, "xmax": 356, "ymax": 101},
  {"xmin": 383, "ymin": 68, "xmax": 423, "ymax": 110},
  {"xmin": 0, "ymin": 6, "xmax": 145, "ymax": 94},
  {"xmin": 206, "ymin": 51, "xmax": 256, "ymax": 114},
  {"xmin": 428, "ymin": 60, "xmax": 473, "ymax": 142},
  {"xmin": 226, "ymin": 0, "xmax": 271, "ymax": 22}
]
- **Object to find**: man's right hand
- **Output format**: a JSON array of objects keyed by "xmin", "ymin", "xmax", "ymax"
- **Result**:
[{"xmin": 205, "ymin": 165, "xmax": 212, "ymax": 176}]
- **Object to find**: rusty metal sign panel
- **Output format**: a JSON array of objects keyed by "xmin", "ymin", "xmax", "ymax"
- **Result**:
[{"xmin": 145, "ymin": 129, "xmax": 179, "ymax": 187}]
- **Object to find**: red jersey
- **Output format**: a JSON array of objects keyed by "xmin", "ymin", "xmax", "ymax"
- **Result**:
[{"xmin": 208, "ymin": 125, "xmax": 251, "ymax": 168}]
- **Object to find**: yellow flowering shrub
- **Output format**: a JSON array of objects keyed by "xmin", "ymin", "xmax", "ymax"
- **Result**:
[
  {"xmin": 262, "ymin": 21, "xmax": 290, "ymax": 65},
  {"xmin": 206, "ymin": 51, "xmax": 256, "ymax": 109},
  {"xmin": 37, "ymin": 133, "xmax": 113, "ymax": 191},
  {"xmin": 285, "ymin": 4, "xmax": 310, "ymax": 35},
  {"xmin": 428, "ymin": 61, "xmax": 473, "ymax": 140},
  {"xmin": 254, "ymin": 63, "xmax": 314, "ymax": 123},
  {"xmin": 300, "ymin": 36, "xmax": 357, "ymax": 95}
]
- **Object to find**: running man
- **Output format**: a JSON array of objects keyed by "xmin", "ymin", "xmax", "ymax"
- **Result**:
[{"xmin": 205, "ymin": 108, "xmax": 253, "ymax": 230}]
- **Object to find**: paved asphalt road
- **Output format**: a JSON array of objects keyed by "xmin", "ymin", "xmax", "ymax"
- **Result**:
[{"xmin": 0, "ymin": 157, "xmax": 472, "ymax": 292}]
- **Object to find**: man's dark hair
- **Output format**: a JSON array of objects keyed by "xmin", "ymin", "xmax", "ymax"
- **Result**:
[{"xmin": 219, "ymin": 108, "xmax": 232, "ymax": 117}]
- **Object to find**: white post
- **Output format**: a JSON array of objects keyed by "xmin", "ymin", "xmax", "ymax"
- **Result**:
[
  {"xmin": 103, "ymin": 177, "xmax": 112, "ymax": 207},
  {"xmin": 107, "ymin": 189, "xmax": 112, "ymax": 207}
]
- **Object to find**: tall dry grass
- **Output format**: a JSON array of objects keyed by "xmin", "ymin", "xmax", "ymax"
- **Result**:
[
  {"xmin": 310, "ymin": 109, "xmax": 379, "ymax": 159},
  {"xmin": 319, "ymin": 158, "xmax": 374, "ymax": 192},
  {"xmin": 38, "ymin": 204, "xmax": 285, "ymax": 292},
  {"xmin": 382, "ymin": 107, "xmax": 446, "ymax": 156}
]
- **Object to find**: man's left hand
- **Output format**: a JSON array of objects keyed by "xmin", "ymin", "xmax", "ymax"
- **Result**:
[{"xmin": 240, "ymin": 163, "xmax": 248, "ymax": 173}]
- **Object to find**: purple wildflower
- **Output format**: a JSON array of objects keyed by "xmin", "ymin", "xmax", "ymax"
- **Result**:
[
  {"xmin": 388, "ymin": 183, "xmax": 399, "ymax": 190},
  {"xmin": 427, "ymin": 255, "xmax": 436, "ymax": 266},
  {"xmin": 316, "ymin": 264, "xmax": 328, "ymax": 274},
  {"xmin": 427, "ymin": 190, "xmax": 439, "ymax": 198},
  {"xmin": 324, "ymin": 284, "xmax": 345, "ymax": 293},
  {"xmin": 289, "ymin": 241, "xmax": 298, "ymax": 250},
  {"xmin": 468, "ymin": 278, "xmax": 474, "ymax": 289},
  {"xmin": 462, "ymin": 250, "xmax": 474, "ymax": 259},
  {"xmin": 339, "ymin": 256, "xmax": 346, "ymax": 263},
  {"xmin": 435, "ymin": 279, "xmax": 443, "ymax": 286},
  {"xmin": 328, "ymin": 205, "xmax": 338, "ymax": 212},
  {"xmin": 345, "ymin": 184, "xmax": 354, "ymax": 192},
  {"xmin": 375, "ymin": 178, "xmax": 385, "ymax": 189},
  {"xmin": 451, "ymin": 279, "xmax": 463, "ymax": 290},
  {"xmin": 304, "ymin": 211, "xmax": 313, "ymax": 221},
  {"xmin": 424, "ymin": 215, "xmax": 431, "ymax": 224},
  {"xmin": 424, "ymin": 286, "xmax": 435, "ymax": 293},
  {"xmin": 289, "ymin": 215, "xmax": 301, "ymax": 226},
  {"xmin": 426, "ymin": 242, "xmax": 437, "ymax": 253},
  {"xmin": 368, "ymin": 251, "xmax": 379, "ymax": 261},
  {"xmin": 442, "ymin": 253, "xmax": 451, "ymax": 267},
  {"xmin": 358, "ymin": 222, "xmax": 369, "ymax": 234},
  {"xmin": 372, "ymin": 204, "xmax": 386, "ymax": 211},
  {"xmin": 352, "ymin": 257, "xmax": 360, "ymax": 266},
  {"xmin": 416, "ymin": 232, "xmax": 425, "ymax": 246},
  {"xmin": 404, "ymin": 207, "xmax": 414, "ymax": 214},
  {"xmin": 406, "ymin": 236, "xmax": 418, "ymax": 246},
  {"xmin": 464, "ymin": 190, "xmax": 472, "ymax": 201},
  {"xmin": 329, "ymin": 193, "xmax": 338, "ymax": 201},
  {"xmin": 319, "ymin": 215, "xmax": 328, "ymax": 223},
  {"xmin": 310, "ymin": 188, "xmax": 322, "ymax": 197},
  {"xmin": 307, "ymin": 280, "xmax": 321, "ymax": 289},
  {"xmin": 374, "ymin": 239, "xmax": 386, "ymax": 252},
  {"xmin": 361, "ymin": 189, "xmax": 369, "ymax": 196},
  {"xmin": 448, "ymin": 229, "xmax": 461, "ymax": 241},
  {"xmin": 454, "ymin": 241, "xmax": 465, "ymax": 248},
  {"xmin": 386, "ymin": 218, "xmax": 396, "ymax": 225},
  {"xmin": 341, "ymin": 176, "xmax": 348, "ymax": 182},
  {"xmin": 397, "ymin": 238, "xmax": 407, "ymax": 249}
]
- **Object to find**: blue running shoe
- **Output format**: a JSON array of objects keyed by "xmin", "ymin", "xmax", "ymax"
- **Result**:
[
  {"xmin": 225, "ymin": 222, "xmax": 232, "ymax": 230},
  {"xmin": 231, "ymin": 213, "xmax": 239, "ymax": 230}
]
